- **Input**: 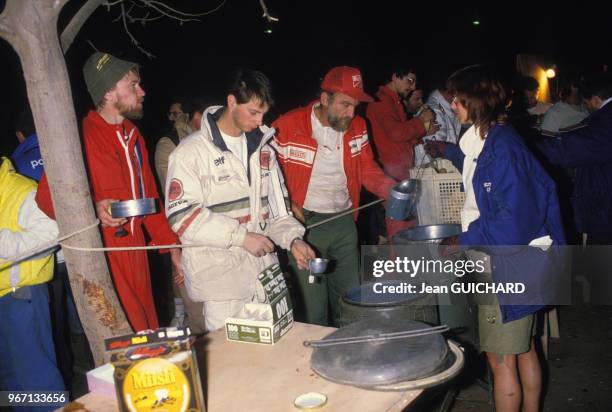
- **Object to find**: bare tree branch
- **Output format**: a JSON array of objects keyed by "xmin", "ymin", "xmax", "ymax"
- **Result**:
[
  {"xmin": 60, "ymin": 0, "xmax": 106, "ymax": 53},
  {"xmin": 139, "ymin": 0, "xmax": 227, "ymax": 18},
  {"xmin": 61, "ymin": 0, "xmax": 228, "ymax": 58},
  {"xmin": 120, "ymin": 2, "xmax": 155, "ymax": 59},
  {"xmin": 259, "ymin": 0, "xmax": 279, "ymax": 22}
]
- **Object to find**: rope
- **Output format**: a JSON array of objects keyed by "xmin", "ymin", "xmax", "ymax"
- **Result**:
[{"xmin": 3, "ymin": 198, "xmax": 387, "ymax": 266}]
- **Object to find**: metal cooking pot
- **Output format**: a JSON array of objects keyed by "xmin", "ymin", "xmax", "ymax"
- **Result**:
[
  {"xmin": 309, "ymin": 318, "xmax": 463, "ymax": 389},
  {"xmin": 386, "ymin": 179, "xmax": 420, "ymax": 221}
]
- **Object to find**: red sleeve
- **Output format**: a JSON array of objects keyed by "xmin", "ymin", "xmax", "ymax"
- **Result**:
[
  {"xmin": 35, "ymin": 172, "xmax": 56, "ymax": 219},
  {"xmin": 138, "ymin": 134, "xmax": 179, "ymax": 249},
  {"xmin": 360, "ymin": 135, "xmax": 396, "ymax": 201},
  {"xmin": 367, "ymin": 102, "xmax": 427, "ymax": 144}
]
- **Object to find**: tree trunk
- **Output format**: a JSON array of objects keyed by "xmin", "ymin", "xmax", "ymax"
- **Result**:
[{"xmin": 0, "ymin": 0, "xmax": 131, "ymax": 366}]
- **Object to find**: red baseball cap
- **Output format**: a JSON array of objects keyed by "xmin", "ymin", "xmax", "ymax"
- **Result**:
[{"xmin": 321, "ymin": 66, "xmax": 374, "ymax": 103}]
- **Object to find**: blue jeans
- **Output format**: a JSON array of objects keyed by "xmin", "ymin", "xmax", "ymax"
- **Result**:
[{"xmin": 0, "ymin": 284, "xmax": 64, "ymax": 411}]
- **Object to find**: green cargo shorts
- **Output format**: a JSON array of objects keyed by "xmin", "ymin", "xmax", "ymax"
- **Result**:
[
  {"xmin": 465, "ymin": 249, "xmax": 535, "ymax": 355},
  {"xmin": 478, "ymin": 303, "xmax": 535, "ymax": 355}
]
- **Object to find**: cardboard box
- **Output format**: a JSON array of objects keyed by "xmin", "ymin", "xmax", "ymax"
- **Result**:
[
  {"xmin": 225, "ymin": 264, "xmax": 294, "ymax": 345},
  {"xmin": 86, "ymin": 363, "xmax": 116, "ymax": 400},
  {"xmin": 105, "ymin": 327, "xmax": 204, "ymax": 412},
  {"xmin": 225, "ymin": 303, "xmax": 294, "ymax": 345}
]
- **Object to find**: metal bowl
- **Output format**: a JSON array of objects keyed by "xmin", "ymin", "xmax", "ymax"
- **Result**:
[
  {"xmin": 309, "ymin": 258, "xmax": 329, "ymax": 274},
  {"xmin": 393, "ymin": 224, "xmax": 461, "ymax": 245},
  {"xmin": 110, "ymin": 198, "xmax": 157, "ymax": 218}
]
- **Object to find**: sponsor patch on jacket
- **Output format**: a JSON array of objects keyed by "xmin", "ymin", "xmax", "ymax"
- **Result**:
[
  {"xmin": 168, "ymin": 179, "xmax": 183, "ymax": 201},
  {"xmin": 214, "ymin": 156, "xmax": 225, "ymax": 167},
  {"xmin": 260, "ymin": 150, "xmax": 270, "ymax": 170},
  {"xmin": 349, "ymin": 133, "xmax": 368, "ymax": 156}
]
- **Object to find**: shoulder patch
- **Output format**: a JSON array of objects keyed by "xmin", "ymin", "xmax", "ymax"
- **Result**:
[
  {"xmin": 168, "ymin": 179, "xmax": 184, "ymax": 201},
  {"xmin": 260, "ymin": 150, "xmax": 270, "ymax": 170}
]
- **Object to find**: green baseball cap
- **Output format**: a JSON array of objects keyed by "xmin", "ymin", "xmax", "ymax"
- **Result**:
[{"xmin": 83, "ymin": 52, "xmax": 139, "ymax": 105}]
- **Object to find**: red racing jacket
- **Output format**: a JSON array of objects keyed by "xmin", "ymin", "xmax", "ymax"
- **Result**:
[
  {"xmin": 36, "ymin": 111, "xmax": 178, "ymax": 248},
  {"xmin": 271, "ymin": 101, "xmax": 395, "ymax": 220},
  {"xmin": 366, "ymin": 86, "xmax": 427, "ymax": 181}
]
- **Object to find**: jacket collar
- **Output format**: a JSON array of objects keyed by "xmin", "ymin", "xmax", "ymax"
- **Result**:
[
  {"xmin": 376, "ymin": 85, "xmax": 400, "ymax": 104},
  {"xmin": 477, "ymin": 123, "xmax": 514, "ymax": 168},
  {"xmin": 297, "ymin": 100, "xmax": 362, "ymax": 142},
  {"xmin": 203, "ymin": 105, "xmax": 273, "ymax": 154},
  {"xmin": 86, "ymin": 110, "xmax": 137, "ymax": 137}
]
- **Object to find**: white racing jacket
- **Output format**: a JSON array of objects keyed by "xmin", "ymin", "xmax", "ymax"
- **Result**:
[{"xmin": 165, "ymin": 106, "xmax": 305, "ymax": 302}]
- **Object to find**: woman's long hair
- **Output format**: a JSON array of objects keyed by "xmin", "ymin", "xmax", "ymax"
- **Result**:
[{"xmin": 447, "ymin": 65, "xmax": 508, "ymax": 139}]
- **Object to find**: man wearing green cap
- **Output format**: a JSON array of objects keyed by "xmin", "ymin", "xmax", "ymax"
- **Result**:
[{"xmin": 36, "ymin": 52, "xmax": 182, "ymax": 332}]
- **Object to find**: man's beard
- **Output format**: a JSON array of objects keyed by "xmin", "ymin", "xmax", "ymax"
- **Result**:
[
  {"xmin": 115, "ymin": 100, "xmax": 144, "ymax": 120},
  {"xmin": 328, "ymin": 114, "xmax": 351, "ymax": 132}
]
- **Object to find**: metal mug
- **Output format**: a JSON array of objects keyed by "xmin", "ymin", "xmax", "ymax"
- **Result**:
[{"xmin": 386, "ymin": 179, "xmax": 419, "ymax": 221}]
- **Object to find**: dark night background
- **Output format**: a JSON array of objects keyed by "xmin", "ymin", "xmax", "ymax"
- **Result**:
[{"xmin": 0, "ymin": 0, "xmax": 609, "ymax": 156}]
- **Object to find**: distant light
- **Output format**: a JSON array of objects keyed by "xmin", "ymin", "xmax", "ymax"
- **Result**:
[
  {"xmin": 472, "ymin": 20, "xmax": 480, "ymax": 26},
  {"xmin": 264, "ymin": 28, "xmax": 273, "ymax": 34},
  {"xmin": 546, "ymin": 68, "xmax": 556, "ymax": 79}
]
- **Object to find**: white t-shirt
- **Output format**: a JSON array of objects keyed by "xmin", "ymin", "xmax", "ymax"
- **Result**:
[
  {"xmin": 220, "ymin": 130, "xmax": 248, "ymax": 170},
  {"xmin": 459, "ymin": 125, "xmax": 486, "ymax": 232},
  {"xmin": 303, "ymin": 104, "xmax": 352, "ymax": 213}
]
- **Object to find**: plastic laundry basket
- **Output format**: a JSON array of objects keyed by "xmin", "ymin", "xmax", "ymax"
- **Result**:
[{"xmin": 410, "ymin": 159, "xmax": 465, "ymax": 225}]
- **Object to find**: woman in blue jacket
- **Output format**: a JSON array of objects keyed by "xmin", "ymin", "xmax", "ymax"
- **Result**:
[{"xmin": 428, "ymin": 65, "xmax": 565, "ymax": 412}]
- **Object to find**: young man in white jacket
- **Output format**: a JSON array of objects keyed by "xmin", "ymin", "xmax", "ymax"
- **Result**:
[{"xmin": 165, "ymin": 70, "xmax": 315, "ymax": 330}]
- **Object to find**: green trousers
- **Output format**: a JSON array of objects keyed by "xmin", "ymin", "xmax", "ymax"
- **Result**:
[{"xmin": 288, "ymin": 210, "xmax": 360, "ymax": 327}]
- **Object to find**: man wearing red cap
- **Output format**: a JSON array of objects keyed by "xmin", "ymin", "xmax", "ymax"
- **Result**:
[{"xmin": 272, "ymin": 66, "xmax": 396, "ymax": 326}]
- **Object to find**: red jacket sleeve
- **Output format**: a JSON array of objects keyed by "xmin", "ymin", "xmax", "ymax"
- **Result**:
[
  {"xmin": 359, "ymin": 135, "xmax": 396, "ymax": 201},
  {"xmin": 35, "ymin": 172, "xmax": 56, "ymax": 220},
  {"xmin": 367, "ymin": 102, "xmax": 427, "ymax": 144}
]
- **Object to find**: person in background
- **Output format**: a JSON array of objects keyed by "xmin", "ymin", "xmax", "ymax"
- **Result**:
[
  {"xmin": 366, "ymin": 64, "xmax": 438, "ymax": 242},
  {"xmin": 403, "ymin": 88, "xmax": 424, "ymax": 115},
  {"xmin": 12, "ymin": 109, "xmax": 44, "ymax": 181},
  {"xmin": 155, "ymin": 98, "xmax": 208, "ymax": 334},
  {"xmin": 0, "ymin": 157, "xmax": 64, "ymax": 411},
  {"xmin": 540, "ymin": 75, "xmax": 589, "ymax": 133},
  {"xmin": 273, "ymin": 66, "xmax": 396, "ymax": 326},
  {"xmin": 427, "ymin": 65, "xmax": 565, "ymax": 412},
  {"xmin": 535, "ymin": 75, "xmax": 612, "ymax": 247},
  {"xmin": 524, "ymin": 76, "xmax": 552, "ymax": 120},
  {"xmin": 12, "ymin": 107, "xmax": 82, "ymax": 390},
  {"xmin": 414, "ymin": 82, "xmax": 461, "ymax": 166}
]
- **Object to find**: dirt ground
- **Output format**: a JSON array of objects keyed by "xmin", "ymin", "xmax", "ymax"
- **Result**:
[{"xmin": 450, "ymin": 304, "xmax": 612, "ymax": 412}]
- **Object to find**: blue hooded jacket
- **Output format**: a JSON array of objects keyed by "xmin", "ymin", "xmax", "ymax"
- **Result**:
[
  {"xmin": 11, "ymin": 133, "xmax": 43, "ymax": 181},
  {"xmin": 535, "ymin": 102, "xmax": 612, "ymax": 235},
  {"xmin": 444, "ymin": 124, "xmax": 566, "ymax": 322}
]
